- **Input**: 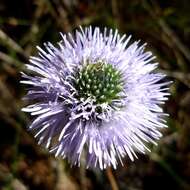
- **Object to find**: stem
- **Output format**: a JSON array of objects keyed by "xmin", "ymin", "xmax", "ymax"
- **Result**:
[{"xmin": 106, "ymin": 167, "xmax": 119, "ymax": 190}]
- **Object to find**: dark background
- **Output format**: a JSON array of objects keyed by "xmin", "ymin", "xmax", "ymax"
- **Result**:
[{"xmin": 0, "ymin": 0, "xmax": 190, "ymax": 190}]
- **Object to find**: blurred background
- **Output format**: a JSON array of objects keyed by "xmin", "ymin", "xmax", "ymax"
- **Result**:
[{"xmin": 0, "ymin": 0, "xmax": 190, "ymax": 190}]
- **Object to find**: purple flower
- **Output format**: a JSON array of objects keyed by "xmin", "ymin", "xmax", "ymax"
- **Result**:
[{"xmin": 21, "ymin": 26, "xmax": 170, "ymax": 169}]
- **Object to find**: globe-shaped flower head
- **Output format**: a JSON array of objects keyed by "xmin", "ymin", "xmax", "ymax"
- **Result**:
[{"xmin": 21, "ymin": 26, "xmax": 170, "ymax": 169}]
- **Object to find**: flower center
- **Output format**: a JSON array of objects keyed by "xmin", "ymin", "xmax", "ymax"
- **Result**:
[{"xmin": 74, "ymin": 61, "xmax": 123, "ymax": 105}]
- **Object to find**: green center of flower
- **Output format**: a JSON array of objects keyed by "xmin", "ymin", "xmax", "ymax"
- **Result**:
[{"xmin": 74, "ymin": 61, "xmax": 123, "ymax": 104}]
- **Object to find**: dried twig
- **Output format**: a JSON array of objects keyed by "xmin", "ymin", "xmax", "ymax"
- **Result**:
[
  {"xmin": 0, "ymin": 29, "xmax": 29, "ymax": 58},
  {"xmin": 160, "ymin": 69, "xmax": 190, "ymax": 88},
  {"xmin": 150, "ymin": 153, "xmax": 190, "ymax": 190},
  {"xmin": 158, "ymin": 19, "xmax": 190, "ymax": 62},
  {"xmin": 44, "ymin": 0, "xmax": 72, "ymax": 32},
  {"xmin": 0, "ymin": 51, "xmax": 24, "ymax": 69},
  {"xmin": 111, "ymin": 0, "xmax": 120, "ymax": 28},
  {"xmin": 142, "ymin": 0, "xmax": 190, "ymax": 62}
]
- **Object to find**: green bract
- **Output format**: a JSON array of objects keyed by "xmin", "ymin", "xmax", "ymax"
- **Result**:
[{"xmin": 74, "ymin": 61, "xmax": 123, "ymax": 104}]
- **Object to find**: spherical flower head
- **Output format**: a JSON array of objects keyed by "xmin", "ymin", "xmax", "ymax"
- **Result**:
[{"xmin": 21, "ymin": 26, "xmax": 171, "ymax": 169}]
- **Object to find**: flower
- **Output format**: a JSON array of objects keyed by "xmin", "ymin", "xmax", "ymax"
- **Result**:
[{"xmin": 21, "ymin": 26, "xmax": 170, "ymax": 169}]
